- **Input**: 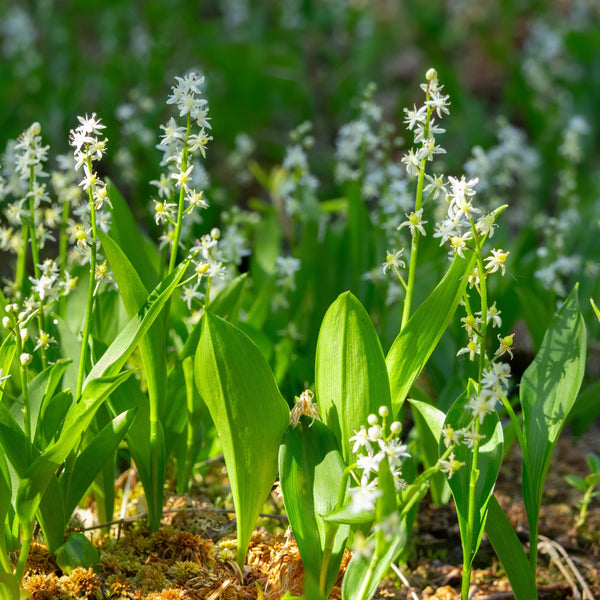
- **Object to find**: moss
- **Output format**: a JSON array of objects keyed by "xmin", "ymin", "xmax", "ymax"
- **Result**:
[{"xmin": 59, "ymin": 567, "xmax": 103, "ymax": 600}]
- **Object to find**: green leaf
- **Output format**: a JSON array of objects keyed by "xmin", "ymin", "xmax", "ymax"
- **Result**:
[
  {"xmin": 342, "ymin": 515, "xmax": 407, "ymax": 600},
  {"xmin": 316, "ymin": 292, "xmax": 391, "ymax": 464},
  {"xmin": 279, "ymin": 417, "xmax": 350, "ymax": 599},
  {"xmin": 386, "ymin": 251, "xmax": 476, "ymax": 413},
  {"xmin": 564, "ymin": 475, "xmax": 587, "ymax": 493},
  {"xmin": 521, "ymin": 285, "xmax": 586, "ymax": 538},
  {"xmin": 16, "ymin": 371, "xmax": 133, "ymax": 528},
  {"xmin": 0, "ymin": 571, "xmax": 20, "ymax": 600},
  {"xmin": 194, "ymin": 311, "xmax": 290, "ymax": 568},
  {"xmin": 441, "ymin": 386, "xmax": 504, "ymax": 569},
  {"xmin": 106, "ymin": 179, "xmax": 159, "ymax": 290},
  {"xmin": 62, "ymin": 409, "xmax": 136, "ymax": 518},
  {"xmin": 408, "ymin": 398, "xmax": 451, "ymax": 505},
  {"xmin": 179, "ymin": 273, "xmax": 248, "ymax": 362},
  {"xmin": 0, "ymin": 336, "xmax": 16, "ymax": 404},
  {"xmin": 54, "ymin": 532, "xmax": 100, "ymax": 574},
  {"xmin": 485, "ymin": 495, "xmax": 538, "ymax": 600},
  {"xmin": 83, "ymin": 253, "xmax": 192, "ymax": 385},
  {"xmin": 29, "ymin": 360, "xmax": 71, "ymax": 447}
]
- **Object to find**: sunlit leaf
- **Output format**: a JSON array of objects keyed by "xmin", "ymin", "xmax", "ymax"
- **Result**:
[{"xmin": 195, "ymin": 311, "xmax": 290, "ymax": 567}]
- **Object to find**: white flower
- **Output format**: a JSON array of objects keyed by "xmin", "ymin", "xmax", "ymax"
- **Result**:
[
  {"xmin": 348, "ymin": 479, "xmax": 382, "ymax": 514},
  {"xmin": 350, "ymin": 426, "xmax": 371, "ymax": 454},
  {"xmin": 77, "ymin": 113, "xmax": 106, "ymax": 135},
  {"xmin": 484, "ymin": 248, "xmax": 509, "ymax": 275},
  {"xmin": 398, "ymin": 208, "xmax": 427, "ymax": 237},
  {"xmin": 439, "ymin": 452, "xmax": 464, "ymax": 478},
  {"xmin": 382, "ymin": 249, "xmax": 405, "ymax": 274}
]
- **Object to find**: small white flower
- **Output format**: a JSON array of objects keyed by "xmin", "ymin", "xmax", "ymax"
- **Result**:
[
  {"xmin": 439, "ymin": 452, "xmax": 464, "ymax": 478},
  {"xmin": 382, "ymin": 249, "xmax": 405, "ymax": 274},
  {"xmin": 398, "ymin": 208, "xmax": 427, "ymax": 237}
]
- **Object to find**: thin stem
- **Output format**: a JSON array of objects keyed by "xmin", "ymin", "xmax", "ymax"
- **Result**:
[
  {"xmin": 27, "ymin": 167, "xmax": 47, "ymax": 367},
  {"xmin": 75, "ymin": 155, "xmax": 98, "ymax": 400},
  {"xmin": 14, "ymin": 528, "xmax": 33, "ymax": 583},
  {"xmin": 168, "ymin": 115, "xmax": 191, "ymax": 275},
  {"xmin": 461, "ymin": 419, "xmax": 481, "ymax": 600},
  {"xmin": 401, "ymin": 89, "xmax": 433, "ymax": 331},
  {"xmin": 15, "ymin": 329, "xmax": 32, "ymax": 448},
  {"xmin": 58, "ymin": 198, "xmax": 71, "ymax": 318}
]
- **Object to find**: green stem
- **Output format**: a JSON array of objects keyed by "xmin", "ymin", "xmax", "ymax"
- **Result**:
[
  {"xmin": 168, "ymin": 115, "xmax": 191, "ymax": 275},
  {"xmin": 15, "ymin": 330, "xmax": 32, "ymax": 448},
  {"xmin": 400, "ymin": 157, "xmax": 426, "ymax": 331},
  {"xmin": 27, "ymin": 168, "xmax": 47, "ymax": 367},
  {"xmin": 469, "ymin": 221, "xmax": 487, "ymax": 378},
  {"xmin": 14, "ymin": 527, "xmax": 33, "ymax": 583},
  {"xmin": 461, "ymin": 420, "xmax": 481, "ymax": 600},
  {"xmin": 58, "ymin": 198, "xmax": 71, "ymax": 318},
  {"xmin": 75, "ymin": 156, "xmax": 98, "ymax": 400},
  {"xmin": 318, "ymin": 523, "xmax": 339, "ymax": 595},
  {"xmin": 401, "ymin": 90, "xmax": 433, "ymax": 331}
]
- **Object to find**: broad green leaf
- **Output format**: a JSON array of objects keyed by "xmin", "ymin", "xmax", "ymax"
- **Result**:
[
  {"xmin": 37, "ymin": 390, "xmax": 72, "ymax": 449},
  {"xmin": 100, "ymin": 229, "xmax": 169, "ymax": 533},
  {"xmin": 386, "ymin": 251, "xmax": 476, "ymax": 413},
  {"xmin": 54, "ymin": 532, "xmax": 100, "ymax": 574},
  {"xmin": 316, "ymin": 292, "xmax": 391, "ymax": 464},
  {"xmin": 28, "ymin": 360, "xmax": 71, "ymax": 445},
  {"xmin": 0, "ymin": 455, "xmax": 13, "ymax": 573},
  {"xmin": 0, "ymin": 402, "xmax": 32, "ymax": 476},
  {"xmin": 279, "ymin": 417, "xmax": 350, "ymax": 599},
  {"xmin": 83, "ymin": 253, "xmax": 191, "ymax": 385},
  {"xmin": 0, "ymin": 336, "xmax": 16, "ymax": 404},
  {"xmin": 107, "ymin": 378, "xmax": 157, "ymax": 524},
  {"xmin": 520, "ymin": 285, "xmax": 586, "ymax": 540},
  {"xmin": 98, "ymin": 230, "xmax": 166, "ymax": 415},
  {"xmin": 485, "ymin": 495, "xmax": 538, "ymax": 600},
  {"xmin": 195, "ymin": 311, "xmax": 290, "ymax": 568},
  {"xmin": 62, "ymin": 409, "xmax": 136, "ymax": 518},
  {"xmin": 179, "ymin": 273, "xmax": 248, "ymax": 362},
  {"xmin": 0, "ymin": 572, "xmax": 19, "ymax": 600},
  {"xmin": 16, "ymin": 371, "xmax": 133, "ymax": 528},
  {"xmin": 441, "ymin": 387, "xmax": 504, "ymax": 569},
  {"xmin": 106, "ymin": 179, "xmax": 159, "ymax": 290},
  {"xmin": 408, "ymin": 398, "xmax": 451, "ymax": 505},
  {"xmin": 36, "ymin": 475, "xmax": 66, "ymax": 552},
  {"xmin": 342, "ymin": 517, "xmax": 407, "ymax": 600}
]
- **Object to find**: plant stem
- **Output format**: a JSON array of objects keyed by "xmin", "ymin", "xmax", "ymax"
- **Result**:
[
  {"xmin": 461, "ymin": 420, "xmax": 481, "ymax": 600},
  {"xmin": 75, "ymin": 156, "xmax": 98, "ymax": 400},
  {"xmin": 14, "ymin": 527, "xmax": 33, "ymax": 584},
  {"xmin": 168, "ymin": 115, "xmax": 191, "ymax": 276},
  {"xmin": 58, "ymin": 197, "xmax": 71, "ymax": 318}
]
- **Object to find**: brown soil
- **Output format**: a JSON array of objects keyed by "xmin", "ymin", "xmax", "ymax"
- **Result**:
[{"xmin": 18, "ymin": 427, "xmax": 600, "ymax": 600}]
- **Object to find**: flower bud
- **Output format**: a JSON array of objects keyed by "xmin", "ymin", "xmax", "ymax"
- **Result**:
[
  {"xmin": 20, "ymin": 353, "xmax": 32, "ymax": 366},
  {"xmin": 426, "ymin": 68, "xmax": 438, "ymax": 81}
]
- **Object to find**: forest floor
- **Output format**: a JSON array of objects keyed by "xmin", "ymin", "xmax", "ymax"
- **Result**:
[{"xmin": 19, "ymin": 425, "xmax": 600, "ymax": 600}]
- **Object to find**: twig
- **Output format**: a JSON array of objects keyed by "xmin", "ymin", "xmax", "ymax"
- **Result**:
[
  {"xmin": 538, "ymin": 534, "xmax": 594, "ymax": 600},
  {"xmin": 389, "ymin": 563, "xmax": 419, "ymax": 600}
]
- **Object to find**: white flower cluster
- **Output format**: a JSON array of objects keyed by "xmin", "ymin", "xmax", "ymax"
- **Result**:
[
  {"xmin": 271, "ymin": 255, "xmax": 301, "ymax": 311},
  {"xmin": 439, "ymin": 360, "xmax": 511, "ymax": 478},
  {"xmin": 400, "ymin": 68, "xmax": 449, "ymax": 178},
  {"xmin": 182, "ymin": 228, "xmax": 228, "ymax": 314},
  {"xmin": 347, "ymin": 406, "xmax": 410, "ymax": 514},
  {"xmin": 152, "ymin": 72, "xmax": 212, "ymax": 228},
  {"xmin": 14, "ymin": 122, "xmax": 49, "ymax": 182}
]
